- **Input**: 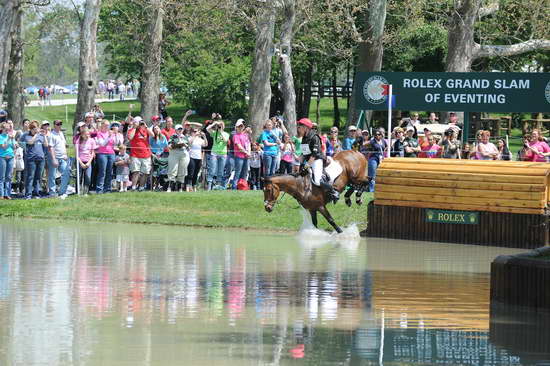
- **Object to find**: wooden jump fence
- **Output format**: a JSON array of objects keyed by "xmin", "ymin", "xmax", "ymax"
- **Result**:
[{"xmin": 366, "ymin": 158, "xmax": 550, "ymax": 248}]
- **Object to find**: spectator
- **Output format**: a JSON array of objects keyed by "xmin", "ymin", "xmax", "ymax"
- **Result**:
[
  {"xmin": 260, "ymin": 120, "xmax": 280, "ymax": 177},
  {"xmin": 272, "ymin": 117, "xmax": 286, "ymax": 173},
  {"xmin": 391, "ymin": 127, "xmax": 405, "ymax": 157},
  {"xmin": 471, "ymin": 130, "xmax": 484, "ymax": 160},
  {"xmin": 326, "ymin": 127, "xmax": 342, "ymax": 157},
  {"xmin": 115, "ymin": 144, "xmax": 130, "ymax": 192},
  {"xmin": 366, "ymin": 128, "xmax": 387, "ymax": 192},
  {"xmin": 342, "ymin": 125, "xmax": 357, "ymax": 150},
  {"xmin": 0, "ymin": 122, "xmax": 17, "ymax": 199},
  {"xmin": 47, "ymin": 120, "xmax": 71, "ymax": 198},
  {"xmin": 476, "ymin": 130, "xmax": 499, "ymax": 160},
  {"xmin": 427, "ymin": 112, "xmax": 439, "ymax": 124},
  {"xmin": 419, "ymin": 127, "xmax": 432, "ymax": 150},
  {"xmin": 167, "ymin": 124, "xmax": 190, "ymax": 192},
  {"xmin": 279, "ymin": 133, "xmax": 295, "ymax": 174},
  {"xmin": 158, "ymin": 93, "xmax": 170, "ymax": 121},
  {"xmin": 497, "ymin": 138, "xmax": 511, "ymax": 161},
  {"xmin": 522, "ymin": 129, "xmax": 550, "ymax": 162},
  {"xmin": 118, "ymin": 82, "xmax": 126, "ymax": 101},
  {"xmin": 206, "ymin": 120, "xmax": 229, "ymax": 190},
  {"xmin": 21, "ymin": 121, "xmax": 48, "ymax": 199},
  {"xmin": 420, "ymin": 135, "xmax": 442, "ymax": 158},
  {"xmin": 149, "ymin": 125, "xmax": 168, "ymax": 157},
  {"xmin": 249, "ymin": 142, "xmax": 263, "ymax": 190},
  {"xmin": 127, "ymin": 116, "xmax": 154, "ymax": 191},
  {"xmin": 107, "ymin": 80, "xmax": 115, "ymax": 100},
  {"xmin": 185, "ymin": 127, "xmax": 207, "ymax": 192},
  {"xmin": 403, "ymin": 127, "xmax": 421, "ymax": 158},
  {"xmin": 75, "ymin": 127, "xmax": 96, "ymax": 196},
  {"xmin": 440, "ymin": 129, "xmax": 461, "ymax": 159},
  {"xmin": 92, "ymin": 104, "xmax": 105, "ymax": 120},
  {"xmin": 462, "ymin": 143, "xmax": 472, "ymax": 159},
  {"xmin": 231, "ymin": 119, "xmax": 251, "ymax": 189},
  {"xmin": 95, "ymin": 121, "xmax": 120, "ymax": 194},
  {"xmin": 162, "ymin": 116, "xmax": 176, "ymax": 140}
]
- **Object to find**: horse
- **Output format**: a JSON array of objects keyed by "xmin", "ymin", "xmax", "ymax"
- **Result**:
[{"xmin": 263, "ymin": 150, "xmax": 370, "ymax": 233}]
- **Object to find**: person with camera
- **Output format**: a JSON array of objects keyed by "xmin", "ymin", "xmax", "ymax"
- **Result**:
[
  {"xmin": 522, "ymin": 129, "xmax": 550, "ymax": 162},
  {"xmin": 127, "ymin": 116, "xmax": 154, "ymax": 191},
  {"xmin": 0, "ymin": 121, "xmax": 17, "ymax": 199},
  {"xmin": 46, "ymin": 120, "xmax": 71, "ymax": 198},
  {"xmin": 230, "ymin": 119, "xmax": 251, "ymax": 190},
  {"xmin": 206, "ymin": 117, "xmax": 229, "ymax": 190},
  {"xmin": 185, "ymin": 127, "xmax": 208, "ymax": 192},
  {"xmin": 20, "ymin": 121, "xmax": 49, "ymax": 199},
  {"xmin": 167, "ymin": 124, "xmax": 190, "ymax": 192},
  {"xmin": 260, "ymin": 120, "xmax": 280, "ymax": 177},
  {"xmin": 440, "ymin": 128, "xmax": 461, "ymax": 159},
  {"xmin": 297, "ymin": 118, "xmax": 339, "ymax": 203}
]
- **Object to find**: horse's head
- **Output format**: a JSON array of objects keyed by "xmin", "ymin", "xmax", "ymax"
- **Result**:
[{"xmin": 263, "ymin": 178, "xmax": 280, "ymax": 213}]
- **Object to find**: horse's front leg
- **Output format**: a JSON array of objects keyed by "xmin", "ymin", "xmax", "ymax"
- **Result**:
[
  {"xmin": 310, "ymin": 210, "xmax": 318, "ymax": 228},
  {"xmin": 318, "ymin": 206, "xmax": 343, "ymax": 233},
  {"xmin": 355, "ymin": 186, "xmax": 364, "ymax": 206},
  {"xmin": 344, "ymin": 186, "xmax": 355, "ymax": 207}
]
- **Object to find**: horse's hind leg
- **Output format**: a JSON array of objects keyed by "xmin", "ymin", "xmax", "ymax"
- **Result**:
[
  {"xmin": 355, "ymin": 181, "xmax": 369, "ymax": 205},
  {"xmin": 319, "ymin": 206, "xmax": 343, "ymax": 233},
  {"xmin": 344, "ymin": 187, "xmax": 355, "ymax": 207},
  {"xmin": 310, "ymin": 210, "xmax": 318, "ymax": 228}
]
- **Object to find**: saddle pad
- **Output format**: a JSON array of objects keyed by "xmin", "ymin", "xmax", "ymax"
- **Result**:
[{"xmin": 325, "ymin": 159, "xmax": 343, "ymax": 184}]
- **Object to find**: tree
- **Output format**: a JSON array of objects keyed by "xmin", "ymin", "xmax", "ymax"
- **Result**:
[
  {"xmin": 446, "ymin": 0, "xmax": 550, "ymax": 72},
  {"xmin": 277, "ymin": 0, "xmax": 297, "ymax": 136},
  {"xmin": 246, "ymin": 0, "xmax": 277, "ymax": 138},
  {"xmin": 74, "ymin": 0, "xmax": 101, "ymax": 125},
  {"xmin": 140, "ymin": 0, "xmax": 164, "ymax": 121},
  {"xmin": 6, "ymin": 4, "xmax": 23, "ymax": 125},
  {"xmin": 0, "ymin": 0, "xmax": 19, "ymax": 106}
]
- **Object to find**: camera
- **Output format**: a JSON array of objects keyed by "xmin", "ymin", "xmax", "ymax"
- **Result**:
[{"xmin": 444, "ymin": 129, "xmax": 453, "ymax": 137}]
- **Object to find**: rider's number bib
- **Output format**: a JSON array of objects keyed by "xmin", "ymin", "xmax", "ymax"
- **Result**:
[{"xmin": 301, "ymin": 144, "xmax": 311, "ymax": 155}]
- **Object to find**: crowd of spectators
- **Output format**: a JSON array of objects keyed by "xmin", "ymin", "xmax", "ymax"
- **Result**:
[{"xmin": 0, "ymin": 109, "xmax": 549, "ymax": 200}]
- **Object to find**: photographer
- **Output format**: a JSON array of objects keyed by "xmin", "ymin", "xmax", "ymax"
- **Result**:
[
  {"xmin": 522, "ymin": 129, "xmax": 550, "ymax": 162},
  {"xmin": 185, "ymin": 127, "xmax": 208, "ymax": 191},
  {"xmin": 260, "ymin": 120, "xmax": 280, "ymax": 177},
  {"xmin": 206, "ymin": 118, "xmax": 229, "ymax": 190},
  {"xmin": 20, "ymin": 121, "xmax": 49, "ymax": 199},
  {"xmin": 167, "ymin": 124, "xmax": 190, "ymax": 192},
  {"xmin": 127, "ymin": 116, "xmax": 154, "ymax": 191},
  {"xmin": 440, "ymin": 128, "xmax": 461, "ymax": 159}
]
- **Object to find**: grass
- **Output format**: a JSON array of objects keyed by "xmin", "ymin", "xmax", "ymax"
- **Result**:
[{"xmin": 0, "ymin": 191, "xmax": 372, "ymax": 232}]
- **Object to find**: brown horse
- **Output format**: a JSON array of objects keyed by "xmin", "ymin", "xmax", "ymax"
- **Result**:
[{"xmin": 263, "ymin": 150, "xmax": 370, "ymax": 233}]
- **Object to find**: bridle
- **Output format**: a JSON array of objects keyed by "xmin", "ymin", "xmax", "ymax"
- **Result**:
[{"xmin": 264, "ymin": 183, "xmax": 286, "ymax": 210}]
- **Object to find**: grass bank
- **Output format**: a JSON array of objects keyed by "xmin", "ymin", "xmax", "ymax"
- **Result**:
[{"xmin": 1, "ymin": 191, "xmax": 372, "ymax": 232}]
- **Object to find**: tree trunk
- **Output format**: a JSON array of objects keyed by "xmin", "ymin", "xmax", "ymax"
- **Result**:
[
  {"xmin": 0, "ymin": 0, "xmax": 18, "ymax": 107},
  {"xmin": 6, "ymin": 4, "xmax": 23, "ymax": 126},
  {"xmin": 331, "ymin": 66, "xmax": 340, "ymax": 128},
  {"xmin": 278, "ymin": 0, "xmax": 297, "ymax": 136},
  {"xmin": 445, "ymin": 0, "xmax": 479, "ymax": 72},
  {"xmin": 140, "ymin": 0, "xmax": 164, "ymax": 123},
  {"xmin": 249, "ymin": 1, "xmax": 276, "ymax": 140},
  {"xmin": 301, "ymin": 63, "xmax": 313, "ymax": 118},
  {"xmin": 74, "ymin": 0, "xmax": 101, "ymax": 126},
  {"xmin": 346, "ymin": 0, "xmax": 387, "ymax": 129}
]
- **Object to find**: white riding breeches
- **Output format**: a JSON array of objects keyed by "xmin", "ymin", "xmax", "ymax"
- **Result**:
[{"xmin": 311, "ymin": 159, "xmax": 323, "ymax": 186}]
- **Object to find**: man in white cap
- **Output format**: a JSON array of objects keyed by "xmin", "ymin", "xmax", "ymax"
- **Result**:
[
  {"xmin": 342, "ymin": 125, "xmax": 358, "ymax": 150},
  {"xmin": 47, "ymin": 120, "xmax": 71, "ymax": 198}
]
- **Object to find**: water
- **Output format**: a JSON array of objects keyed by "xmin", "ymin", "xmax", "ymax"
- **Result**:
[{"xmin": 0, "ymin": 218, "xmax": 548, "ymax": 365}]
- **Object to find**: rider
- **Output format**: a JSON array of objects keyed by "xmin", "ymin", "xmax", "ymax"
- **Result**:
[{"xmin": 297, "ymin": 118, "xmax": 339, "ymax": 203}]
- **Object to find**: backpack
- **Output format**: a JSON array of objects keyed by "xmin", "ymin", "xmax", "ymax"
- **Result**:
[{"xmin": 237, "ymin": 178, "xmax": 249, "ymax": 190}]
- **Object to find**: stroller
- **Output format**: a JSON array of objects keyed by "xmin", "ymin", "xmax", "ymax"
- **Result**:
[{"xmin": 151, "ymin": 154, "xmax": 169, "ymax": 191}]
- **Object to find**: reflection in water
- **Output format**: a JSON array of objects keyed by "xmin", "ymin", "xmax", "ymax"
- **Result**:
[{"xmin": 0, "ymin": 219, "xmax": 541, "ymax": 365}]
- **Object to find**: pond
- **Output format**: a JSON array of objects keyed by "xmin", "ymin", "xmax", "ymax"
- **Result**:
[{"xmin": 0, "ymin": 219, "xmax": 547, "ymax": 365}]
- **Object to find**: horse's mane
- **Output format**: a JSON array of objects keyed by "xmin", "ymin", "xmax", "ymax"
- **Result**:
[{"xmin": 264, "ymin": 173, "xmax": 301, "ymax": 182}]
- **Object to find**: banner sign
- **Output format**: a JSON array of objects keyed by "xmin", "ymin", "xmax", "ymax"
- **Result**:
[
  {"xmin": 425, "ymin": 209, "xmax": 479, "ymax": 225},
  {"xmin": 355, "ymin": 72, "xmax": 550, "ymax": 112}
]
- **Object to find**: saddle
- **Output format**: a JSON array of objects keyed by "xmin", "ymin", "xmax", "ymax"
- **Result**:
[{"xmin": 322, "ymin": 157, "xmax": 344, "ymax": 185}]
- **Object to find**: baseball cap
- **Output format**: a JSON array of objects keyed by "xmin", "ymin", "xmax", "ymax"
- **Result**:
[
  {"xmin": 235, "ymin": 119, "xmax": 245, "ymax": 127},
  {"xmin": 348, "ymin": 125, "xmax": 357, "ymax": 131},
  {"xmin": 297, "ymin": 118, "xmax": 313, "ymax": 128},
  {"xmin": 133, "ymin": 116, "xmax": 143, "ymax": 123},
  {"xmin": 110, "ymin": 122, "xmax": 121, "ymax": 129},
  {"xmin": 41, "ymin": 120, "xmax": 50, "ymax": 126},
  {"xmin": 406, "ymin": 126, "xmax": 415, "ymax": 132},
  {"xmin": 76, "ymin": 121, "xmax": 85, "ymax": 128},
  {"xmin": 0, "ymin": 110, "xmax": 6, "ymax": 116},
  {"xmin": 175, "ymin": 124, "xmax": 183, "ymax": 130},
  {"xmin": 85, "ymin": 112, "xmax": 94, "ymax": 118},
  {"xmin": 151, "ymin": 115, "xmax": 160, "ymax": 121}
]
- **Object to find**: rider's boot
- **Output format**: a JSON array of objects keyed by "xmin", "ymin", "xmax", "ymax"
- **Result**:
[{"xmin": 320, "ymin": 181, "xmax": 339, "ymax": 204}]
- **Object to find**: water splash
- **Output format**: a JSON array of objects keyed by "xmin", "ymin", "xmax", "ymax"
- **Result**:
[{"xmin": 297, "ymin": 208, "xmax": 361, "ymax": 252}]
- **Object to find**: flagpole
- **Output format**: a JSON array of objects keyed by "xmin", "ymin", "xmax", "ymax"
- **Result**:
[{"xmin": 386, "ymin": 84, "xmax": 393, "ymax": 157}]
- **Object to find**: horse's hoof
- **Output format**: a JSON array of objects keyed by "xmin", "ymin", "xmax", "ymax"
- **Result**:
[
  {"xmin": 356, "ymin": 199, "xmax": 363, "ymax": 206},
  {"xmin": 345, "ymin": 199, "xmax": 352, "ymax": 207}
]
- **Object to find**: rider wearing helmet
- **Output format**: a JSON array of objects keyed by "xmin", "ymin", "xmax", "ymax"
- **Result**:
[{"xmin": 297, "ymin": 118, "xmax": 339, "ymax": 203}]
